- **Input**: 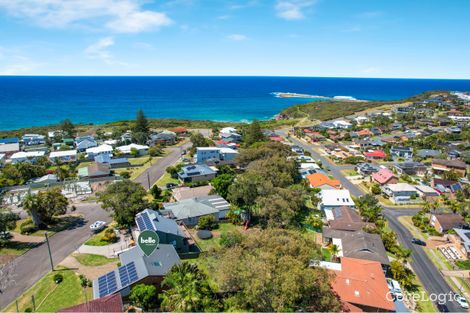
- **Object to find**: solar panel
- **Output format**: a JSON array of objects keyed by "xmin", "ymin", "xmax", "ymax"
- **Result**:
[
  {"xmin": 116, "ymin": 261, "xmax": 139, "ymax": 291},
  {"xmin": 127, "ymin": 262, "xmax": 138, "ymax": 282},
  {"xmin": 136, "ymin": 215, "xmax": 146, "ymax": 231},
  {"xmin": 97, "ymin": 271, "xmax": 118, "ymax": 298},
  {"xmin": 141, "ymin": 212, "xmax": 154, "ymax": 230},
  {"xmin": 118, "ymin": 266, "xmax": 129, "ymax": 287}
]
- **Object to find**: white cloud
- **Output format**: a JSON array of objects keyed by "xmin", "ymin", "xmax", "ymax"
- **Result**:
[
  {"xmin": 226, "ymin": 34, "xmax": 248, "ymax": 41},
  {"xmin": 84, "ymin": 37, "xmax": 114, "ymax": 63},
  {"xmin": 0, "ymin": 0, "xmax": 172, "ymax": 33},
  {"xmin": 361, "ymin": 67, "xmax": 380, "ymax": 75},
  {"xmin": 275, "ymin": 0, "xmax": 316, "ymax": 20},
  {"xmin": 0, "ymin": 53, "xmax": 42, "ymax": 75}
]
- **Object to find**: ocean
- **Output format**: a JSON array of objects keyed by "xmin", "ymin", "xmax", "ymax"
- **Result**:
[{"xmin": 1, "ymin": 76, "xmax": 470, "ymax": 130}]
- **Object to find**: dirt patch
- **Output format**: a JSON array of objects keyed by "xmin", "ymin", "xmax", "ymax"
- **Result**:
[
  {"xmin": 11, "ymin": 233, "xmax": 45, "ymax": 243},
  {"xmin": 0, "ymin": 254, "xmax": 17, "ymax": 265},
  {"xmin": 59, "ymin": 255, "xmax": 118, "ymax": 281}
]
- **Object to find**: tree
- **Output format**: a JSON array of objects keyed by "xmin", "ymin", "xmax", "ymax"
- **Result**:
[
  {"xmin": 355, "ymin": 194, "xmax": 382, "ymax": 223},
  {"xmin": 150, "ymin": 185, "xmax": 162, "ymax": 199},
  {"xmin": 197, "ymin": 215, "xmax": 217, "ymax": 230},
  {"xmin": 215, "ymin": 229, "xmax": 341, "ymax": 312},
  {"xmin": 243, "ymin": 119, "xmax": 265, "ymax": 147},
  {"xmin": 0, "ymin": 210, "xmax": 17, "ymax": 246},
  {"xmin": 134, "ymin": 109, "xmax": 149, "ymax": 134},
  {"xmin": 390, "ymin": 260, "xmax": 415, "ymax": 290},
  {"xmin": 211, "ymin": 173, "xmax": 234, "ymax": 199},
  {"xmin": 442, "ymin": 170, "xmax": 460, "ymax": 181},
  {"xmin": 97, "ymin": 180, "xmax": 149, "ymax": 227},
  {"xmin": 148, "ymin": 145, "xmax": 163, "ymax": 157},
  {"xmin": 22, "ymin": 188, "xmax": 68, "ymax": 227},
  {"xmin": 328, "ymin": 244, "xmax": 341, "ymax": 262},
  {"xmin": 370, "ymin": 183, "xmax": 381, "ymax": 195},
  {"xmin": 60, "ymin": 119, "xmax": 75, "ymax": 137},
  {"xmin": 160, "ymin": 263, "xmax": 219, "ymax": 312},
  {"xmin": 129, "ymin": 284, "xmax": 157, "ymax": 311}
]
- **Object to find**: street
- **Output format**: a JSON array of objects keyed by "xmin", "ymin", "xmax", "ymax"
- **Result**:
[
  {"xmin": 0, "ymin": 202, "xmax": 111, "ymax": 310},
  {"xmin": 279, "ymin": 130, "xmax": 465, "ymax": 312}
]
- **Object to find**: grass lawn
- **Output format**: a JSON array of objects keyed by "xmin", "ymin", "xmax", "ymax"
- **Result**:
[
  {"xmin": 0, "ymin": 241, "xmax": 37, "ymax": 256},
  {"xmin": 115, "ymin": 157, "xmax": 158, "ymax": 181},
  {"xmin": 74, "ymin": 253, "xmax": 118, "ymax": 266},
  {"xmin": 398, "ymin": 216, "xmax": 429, "ymax": 240},
  {"xmin": 340, "ymin": 169, "xmax": 359, "ymax": 176},
  {"xmin": 128, "ymin": 156, "xmax": 152, "ymax": 166},
  {"xmin": 14, "ymin": 215, "xmax": 85, "ymax": 237},
  {"xmin": 321, "ymin": 248, "xmax": 332, "ymax": 261},
  {"xmin": 76, "ymin": 161, "xmax": 93, "ymax": 169},
  {"xmin": 411, "ymin": 277, "xmax": 437, "ymax": 313},
  {"xmin": 4, "ymin": 267, "xmax": 91, "ymax": 313},
  {"xmin": 156, "ymin": 172, "xmax": 180, "ymax": 188},
  {"xmin": 189, "ymin": 223, "xmax": 244, "ymax": 252},
  {"xmin": 456, "ymin": 259, "xmax": 470, "ymax": 270}
]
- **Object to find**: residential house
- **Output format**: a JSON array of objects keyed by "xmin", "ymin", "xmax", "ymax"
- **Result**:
[
  {"xmin": 332, "ymin": 120, "xmax": 352, "ymax": 129},
  {"xmin": 430, "ymin": 213, "xmax": 465, "ymax": 233},
  {"xmin": 381, "ymin": 183, "xmax": 418, "ymax": 204},
  {"xmin": 86, "ymin": 144, "xmax": 113, "ymax": 159},
  {"xmin": 394, "ymin": 162, "xmax": 427, "ymax": 176},
  {"xmin": 78, "ymin": 163, "xmax": 111, "ymax": 179},
  {"xmin": 315, "ymin": 258, "xmax": 395, "ymax": 312},
  {"xmin": 417, "ymin": 149, "xmax": 441, "ymax": 159},
  {"xmin": 364, "ymin": 150, "xmax": 386, "ymax": 160},
  {"xmin": 162, "ymin": 195, "xmax": 230, "ymax": 226},
  {"xmin": 432, "ymin": 159, "xmax": 467, "ymax": 177},
  {"xmin": 135, "ymin": 209, "xmax": 197, "ymax": 254},
  {"xmin": 195, "ymin": 147, "xmax": 238, "ymax": 165},
  {"xmin": 75, "ymin": 136, "xmax": 98, "ymax": 152},
  {"xmin": 49, "ymin": 150, "xmax": 77, "ymax": 163},
  {"xmin": 370, "ymin": 127, "xmax": 383, "ymax": 136},
  {"xmin": 354, "ymin": 116, "xmax": 369, "ymax": 124},
  {"xmin": 178, "ymin": 164, "xmax": 217, "ymax": 183},
  {"xmin": 390, "ymin": 146, "xmax": 413, "ymax": 159},
  {"xmin": 95, "ymin": 154, "xmax": 130, "ymax": 168},
  {"xmin": 432, "ymin": 178, "xmax": 462, "ymax": 195},
  {"xmin": 306, "ymin": 173, "xmax": 341, "ymax": 190},
  {"xmin": 220, "ymin": 127, "xmax": 238, "ymax": 135},
  {"xmin": 415, "ymin": 185, "xmax": 439, "ymax": 200},
  {"xmin": 219, "ymin": 132, "xmax": 242, "ymax": 143},
  {"xmin": 356, "ymin": 129, "xmax": 374, "ymax": 137},
  {"xmin": 172, "ymin": 185, "xmax": 212, "ymax": 201},
  {"xmin": 149, "ymin": 131, "xmax": 177, "ymax": 145},
  {"xmin": 22, "ymin": 134, "xmax": 46, "ymax": 146},
  {"xmin": 92, "ymin": 244, "xmax": 180, "ymax": 299},
  {"xmin": 371, "ymin": 168, "xmax": 398, "ymax": 185},
  {"xmin": 10, "ymin": 151, "xmax": 46, "ymax": 164},
  {"xmin": 215, "ymin": 140, "xmax": 239, "ymax": 149},
  {"xmin": 326, "ymin": 206, "xmax": 373, "ymax": 231},
  {"xmin": 299, "ymin": 163, "xmax": 321, "ymax": 179},
  {"xmin": 356, "ymin": 163, "xmax": 380, "ymax": 176},
  {"xmin": 168, "ymin": 127, "xmax": 188, "ymax": 136},
  {"xmin": 29, "ymin": 174, "xmax": 58, "ymax": 185},
  {"xmin": 322, "ymin": 229, "xmax": 390, "ymax": 267},
  {"xmin": 58, "ymin": 294, "xmax": 123, "ymax": 313},
  {"xmin": 117, "ymin": 143, "xmax": 149, "ymax": 156},
  {"xmin": 391, "ymin": 122, "xmax": 402, "ymax": 130},
  {"xmin": 452, "ymin": 228, "xmax": 470, "ymax": 258},
  {"xmin": 120, "ymin": 131, "xmax": 132, "ymax": 143},
  {"xmin": 0, "ymin": 138, "xmax": 20, "ymax": 154},
  {"xmin": 318, "ymin": 189, "xmax": 355, "ymax": 212}
]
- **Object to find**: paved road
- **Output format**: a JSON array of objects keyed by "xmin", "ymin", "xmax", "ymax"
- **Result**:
[
  {"xmin": 0, "ymin": 202, "xmax": 111, "ymax": 310},
  {"xmin": 278, "ymin": 130, "xmax": 465, "ymax": 312},
  {"xmin": 134, "ymin": 141, "xmax": 192, "ymax": 190}
]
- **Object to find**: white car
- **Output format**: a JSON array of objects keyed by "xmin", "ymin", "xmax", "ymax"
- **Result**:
[
  {"xmin": 90, "ymin": 221, "xmax": 106, "ymax": 232},
  {"xmin": 455, "ymin": 295, "xmax": 469, "ymax": 309}
]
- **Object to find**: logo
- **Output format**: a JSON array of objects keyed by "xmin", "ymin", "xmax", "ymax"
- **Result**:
[{"xmin": 137, "ymin": 230, "xmax": 159, "ymax": 256}]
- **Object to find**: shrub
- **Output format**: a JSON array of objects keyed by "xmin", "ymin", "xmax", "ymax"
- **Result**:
[
  {"xmin": 370, "ymin": 183, "xmax": 381, "ymax": 195},
  {"xmin": 197, "ymin": 215, "xmax": 218, "ymax": 230},
  {"xmin": 220, "ymin": 231, "xmax": 243, "ymax": 248},
  {"xmin": 120, "ymin": 171, "xmax": 131, "ymax": 179},
  {"xmin": 79, "ymin": 274, "xmax": 90, "ymax": 287},
  {"xmin": 54, "ymin": 273, "xmax": 63, "ymax": 284},
  {"xmin": 103, "ymin": 228, "xmax": 118, "ymax": 243},
  {"xmin": 20, "ymin": 219, "xmax": 38, "ymax": 235}
]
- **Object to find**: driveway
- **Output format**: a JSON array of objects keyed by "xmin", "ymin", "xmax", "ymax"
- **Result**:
[
  {"xmin": 133, "ymin": 141, "xmax": 191, "ymax": 190},
  {"xmin": 279, "ymin": 130, "xmax": 465, "ymax": 312},
  {"xmin": 0, "ymin": 202, "xmax": 111, "ymax": 310}
]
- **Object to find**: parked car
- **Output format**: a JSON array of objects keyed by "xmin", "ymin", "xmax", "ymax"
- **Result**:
[
  {"xmin": 455, "ymin": 294, "xmax": 469, "ymax": 309},
  {"xmin": 389, "ymin": 279, "xmax": 403, "ymax": 301},
  {"xmin": 0, "ymin": 231, "xmax": 12, "ymax": 240},
  {"xmin": 166, "ymin": 183, "xmax": 178, "ymax": 189},
  {"xmin": 90, "ymin": 221, "xmax": 106, "ymax": 232},
  {"xmin": 411, "ymin": 238, "xmax": 427, "ymax": 246},
  {"xmin": 436, "ymin": 303, "xmax": 450, "ymax": 312}
]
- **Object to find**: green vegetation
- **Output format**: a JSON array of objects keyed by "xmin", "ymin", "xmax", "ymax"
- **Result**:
[
  {"xmin": 130, "ymin": 284, "xmax": 158, "ymax": 311},
  {"xmin": 74, "ymin": 253, "xmax": 118, "ymax": 266},
  {"xmin": 456, "ymin": 260, "xmax": 470, "ymax": 270},
  {"xmin": 85, "ymin": 227, "xmax": 118, "ymax": 246},
  {"xmin": 22, "ymin": 187, "xmax": 69, "ymax": 227},
  {"xmin": 156, "ymin": 172, "xmax": 179, "ymax": 188},
  {"xmin": 4, "ymin": 267, "xmax": 90, "ymax": 313},
  {"xmin": 0, "ymin": 241, "xmax": 36, "ymax": 256}
]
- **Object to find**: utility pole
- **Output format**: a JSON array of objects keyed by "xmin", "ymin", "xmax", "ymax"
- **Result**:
[
  {"xmin": 147, "ymin": 172, "xmax": 151, "ymax": 190},
  {"xmin": 44, "ymin": 232, "xmax": 54, "ymax": 271},
  {"xmin": 31, "ymin": 295, "xmax": 36, "ymax": 312}
]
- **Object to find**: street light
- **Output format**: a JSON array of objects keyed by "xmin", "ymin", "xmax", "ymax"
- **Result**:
[{"xmin": 44, "ymin": 232, "xmax": 54, "ymax": 271}]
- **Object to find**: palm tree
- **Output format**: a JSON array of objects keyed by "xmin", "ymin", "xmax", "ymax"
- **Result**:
[
  {"xmin": 160, "ymin": 263, "xmax": 215, "ymax": 312},
  {"xmin": 328, "ymin": 244, "xmax": 341, "ymax": 262},
  {"xmin": 22, "ymin": 193, "xmax": 41, "ymax": 227}
]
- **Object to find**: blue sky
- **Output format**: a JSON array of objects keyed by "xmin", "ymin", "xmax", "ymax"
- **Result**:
[{"xmin": 0, "ymin": 0, "xmax": 469, "ymax": 78}]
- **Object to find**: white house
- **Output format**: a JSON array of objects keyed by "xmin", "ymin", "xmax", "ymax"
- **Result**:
[
  {"xmin": 10, "ymin": 151, "xmax": 46, "ymax": 164},
  {"xmin": 318, "ymin": 189, "xmax": 355, "ymax": 213},
  {"xmin": 86, "ymin": 144, "xmax": 113, "ymax": 159},
  {"xmin": 116, "ymin": 143, "xmax": 149, "ymax": 156},
  {"xmin": 0, "ymin": 138, "xmax": 20, "ymax": 154},
  {"xmin": 195, "ymin": 147, "xmax": 238, "ymax": 165},
  {"xmin": 354, "ymin": 116, "xmax": 369, "ymax": 124},
  {"xmin": 332, "ymin": 120, "xmax": 352, "ymax": 129},
  {"xmin": 220, "ymin": 127, "xmax": 237, "ymax": 135},
  {"xmin": 75, "ymin": 136, "xmax": 98, "ymax": 152},
  {"xmin": 22, "ymin": 134, "xmax": 46, "ymax": 145},
  {"xmin": 381, "ymin": 183, "xmax": 418, "ymax": 204},
  {"xmin": 49, "ymin": 150, "xmax": 77, "ymax": 163}
]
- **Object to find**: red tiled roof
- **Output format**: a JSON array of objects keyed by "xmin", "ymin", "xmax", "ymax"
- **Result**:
[
  {"xmin": 57, "ymin": 294, "xmax": 123, "ymax": 313},
  {"xmin": 330, "ymin": 258, "xmax": 395, "ymax": 312},
  {"xmin": 372, "ymin": 168, "xmax": 396, "ymax": 184},
  {"xmin": 168, "ymin": 127, "xmax": 188, "ymax": 133},
  {"xmin": 269, "ymin": 136, "xmax": 283, "ymax": 142},
  {"xmin": 306, "ymin": 173, "xmax": 341, "ymax": 189},
  {"xmin": 364, "ymin": 150, "xmax": 386, "ymax": 158}
]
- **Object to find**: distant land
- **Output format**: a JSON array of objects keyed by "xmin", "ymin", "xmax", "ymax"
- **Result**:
[{"xmin": 1, "ymin": 76, "xmax": 470, "ymax": 130}]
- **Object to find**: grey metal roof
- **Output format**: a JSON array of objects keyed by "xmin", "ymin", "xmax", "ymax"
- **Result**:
[
  {"xmin": 119, "ymin": 244, "xmax": 181, "ymax": 276},
  {"xmin": 136, "ymin": 209, "xmax": 186, "ymax": 237},
  {"xmin": 178, "ymin": 164, "xmax": 216, "ymax": 179},
  {"xmin": 163, "ymin": 195, "xmax": 229, "ymax": 220},
  {"xmin": 323, "ymin": 228, "xmax": 390, "ymax": 265}
]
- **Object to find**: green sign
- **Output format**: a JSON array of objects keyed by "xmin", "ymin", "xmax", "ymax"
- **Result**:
[{"xmin": 137, "ymin": 230, "xmax": 159, "ymax": 257}]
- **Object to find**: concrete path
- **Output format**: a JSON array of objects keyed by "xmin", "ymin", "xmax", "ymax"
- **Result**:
[{"xmin": 78, "ymin": 237, "xmax": 132, "ymax": 258}]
